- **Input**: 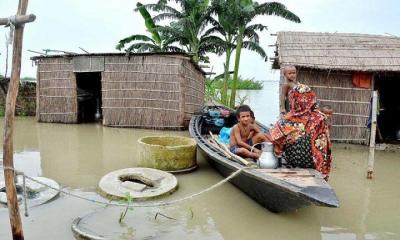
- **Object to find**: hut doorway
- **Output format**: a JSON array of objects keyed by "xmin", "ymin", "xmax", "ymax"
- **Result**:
[
  {"xmin": 375, "ymin": 73, "xmax": 400, "ymax": 143},
  {"xmin": 76, "ymin": 72, "xmax": 102, "ymax": 123}
]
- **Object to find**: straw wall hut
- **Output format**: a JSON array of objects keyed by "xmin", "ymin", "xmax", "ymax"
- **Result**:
[
  {"xmin": 274, "ymin": 31, "xmax": 400, "ymax": 144},
  {"xmin": 31, "ymin": 53, "xmax": 205, "ymax": 129}
]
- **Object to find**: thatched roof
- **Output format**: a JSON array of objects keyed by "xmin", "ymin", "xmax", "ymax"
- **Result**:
[
  {"xmin": 275, "ymin": 31, "xmax": 400, "ymax": 72},
  {"xmin": 31, "ymin": 52, "xmax": 206, "ymax": 74}
]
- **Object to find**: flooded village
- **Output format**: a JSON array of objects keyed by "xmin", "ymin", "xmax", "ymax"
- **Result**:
[{"xmin": 1, "ymin": 0, "xmax": 400, "ymax": 239}]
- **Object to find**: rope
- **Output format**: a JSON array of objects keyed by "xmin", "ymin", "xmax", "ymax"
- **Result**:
[
  {"xmin": 1, "ymin": 165, "xmax": 252, "ymax": 209},
  {"xmin": 6, "ymin": 16, "xmax": 16, "ymax": 45}
]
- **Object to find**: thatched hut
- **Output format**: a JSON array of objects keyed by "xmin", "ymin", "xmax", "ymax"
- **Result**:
[
  {"xmin": 273, "ymin": 31, "xmax": 400, "ymax": 144},
  {"xmin": 31, "ymin": 53, "xmax": 205, "ymax": 129}
]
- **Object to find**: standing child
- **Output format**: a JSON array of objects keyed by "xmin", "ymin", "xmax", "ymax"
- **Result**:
[
  {"xmin": 230, "ymin": 105, "xmax": 267, "ymax": 160},
  {"xmin": 280, "ymin": 65, "xmax": 299, "ymax": 115}
]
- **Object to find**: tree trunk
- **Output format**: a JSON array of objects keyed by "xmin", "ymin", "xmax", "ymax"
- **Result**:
[
  {"xmin": 229, "ymin": 26, "xmax": 244, "ymax": 108},
  {"xmin": 2, "ymin": 0, "xmax": 31, "ymax": 239},
  {"xmin": 221, "ymin": 47, "xmax": 232, "ymax": 105}
]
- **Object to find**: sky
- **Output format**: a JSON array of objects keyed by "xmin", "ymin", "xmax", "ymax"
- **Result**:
[{"xmin": 1, "ymin": 0, "xmax": 400, "ymax": 81}]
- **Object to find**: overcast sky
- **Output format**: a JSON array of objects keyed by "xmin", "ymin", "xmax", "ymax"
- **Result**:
[{"xmin": 1, "ymin": 0, "xmax": 399, "ymax": 80}]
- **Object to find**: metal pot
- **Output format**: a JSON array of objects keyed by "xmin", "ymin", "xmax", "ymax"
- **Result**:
[{"xmin": 252, "ymin": 142, "xmax": 278, "ymax": 169}]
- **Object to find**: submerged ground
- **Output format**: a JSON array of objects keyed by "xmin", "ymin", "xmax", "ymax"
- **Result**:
[{"xmin": 0, "ymin": 117, "xmax": 399, "ymax": 239}]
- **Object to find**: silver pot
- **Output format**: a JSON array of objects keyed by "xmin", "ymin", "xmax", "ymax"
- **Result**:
[{"xmin": 252, "ymin": 142, "xmax": 278, "ymax": 169}]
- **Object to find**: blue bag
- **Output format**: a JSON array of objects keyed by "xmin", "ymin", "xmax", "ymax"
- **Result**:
[{"xmin": 218, "ymin": 127, "xmax": 231, "ymax": 144}]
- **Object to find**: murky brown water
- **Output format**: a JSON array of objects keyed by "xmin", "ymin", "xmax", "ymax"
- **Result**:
[{"xmin": 1, "ymin": 117, "xmax": 400, "ymax": 239}]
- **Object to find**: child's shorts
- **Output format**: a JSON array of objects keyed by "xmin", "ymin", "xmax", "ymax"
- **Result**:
[{"xmin": 229, "ymin": 139, "xmax": 253, "ymax": 154}]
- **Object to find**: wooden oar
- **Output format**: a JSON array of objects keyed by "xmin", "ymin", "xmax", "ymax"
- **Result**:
[
  {"xmin": 209, "ymin": 138, "xmax": 232, "ymax": 159},
  {"xmin": 209, "ymin": 131, "xmax": 251, "ymax": 166}
]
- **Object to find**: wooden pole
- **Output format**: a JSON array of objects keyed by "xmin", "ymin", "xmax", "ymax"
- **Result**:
[
  {"xmin": 367, "ymin": 91, "xmax": 378, "ymax": 179},
  {"xmin": 209, "ymin": 132, "xmax": 251, "ymax": 166},
  {"xmin": 0, "ymin": 14, "xmax": 35, "ymax": 26},
  {"xmin": 1, "ymin": 0, "xmax": 33, "ymax": 239}
]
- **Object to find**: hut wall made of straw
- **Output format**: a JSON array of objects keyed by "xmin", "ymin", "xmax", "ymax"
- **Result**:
[
  {"xmin": 102, "ymin": 54, "xmax": 190, "ymax": 129},
  {"xmin": 181, "ymin": 59, "xmax": 205, "ymax": 127},
  {"xmin": 290, "ymin": 68, "xmax": 371, "ymax": 144},
  {"xmin": 36, "ymin": 57, "xmax": 78, "ymax": 123}
]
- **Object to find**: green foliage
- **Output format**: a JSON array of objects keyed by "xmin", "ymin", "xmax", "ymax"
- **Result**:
[
  {"xmin": 210, "ymin": 0, "xmax": 272, "ymax": 106},
  {"xmin": 0, "ymin": 81, "xmax": 36, "ymax": 117},
  {"xmin": 118, "ymin": 0, "xmax": 299, "ymax": 106},
  {"xmin": 116, "ymin": 2, "xmax": 184, "ymax": 53},
  {"xmin": 136, "ymin": 2, "xmax": 162, "ymax": 45},
  {"xmin": 236, "ymin": 94, "xmax": 249, "ymax": 106},
  {"xmin": 206, "ymin": 76, "xmax": 263, "ymax": 90},
  {"xmin": 205, "ymin": 76, "xmax": 261, "ymax": 106},
  {"xmin": 227, "ymin": 0, "xmax": 300, "ymax": 107},
  {"xmin": 118, "ymin": 192, "xmax": 135, "ymax": 223},
  {"xmin": 20, "ymin": 77, "xmax": 36, "ymax": 82},
  {"xmin": 141, "ymin": 0, "xmax": 223, "ymax": 63}
]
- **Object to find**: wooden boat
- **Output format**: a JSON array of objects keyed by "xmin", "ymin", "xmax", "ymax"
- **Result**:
[{"xmin": 189, "ymin": 108, "xmax": 339, "ymax": 213}]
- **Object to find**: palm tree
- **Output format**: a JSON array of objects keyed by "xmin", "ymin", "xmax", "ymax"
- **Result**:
[
  {"xmin": 228, "ymin": 0, "xmax": 300, "ymax": 107},
  {"xmin": 116, "ymin": 3, "xmax": 183, "ymax": 53},
  {"xmin": 141, "ymin": 0, "xmax": 222, "ymax": 63}
]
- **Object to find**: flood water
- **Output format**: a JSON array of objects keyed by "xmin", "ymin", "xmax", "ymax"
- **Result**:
[
  {"xmin": 1, "ymin": 82, "xmax": 400, "ymax": 239},
  {"xmin": 0, "ymin": 116, "xmax": 399, "ymax": 240}
]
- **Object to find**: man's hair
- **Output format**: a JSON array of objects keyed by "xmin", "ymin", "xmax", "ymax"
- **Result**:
[
  {"xmin": 283, "ymin": 65, "xmax": 296, "ymax": 74},
  {"xmin": 236, "ymin": 105, "xmax": 252, "ymax": 118}
]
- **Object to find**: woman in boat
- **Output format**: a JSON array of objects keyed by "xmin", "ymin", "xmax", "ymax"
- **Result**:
[{"xmin": 267, "ymin": 84, "xmax": 332, "ymax": 180}]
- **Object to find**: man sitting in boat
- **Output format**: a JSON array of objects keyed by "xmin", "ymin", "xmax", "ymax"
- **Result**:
[
  {"xmin": 229, "ymin": 105, "xmax": 268, "ymax": 160},
  {"xmin": 266, "ymin": 84, "xmax": 332, "ymax": 180}
]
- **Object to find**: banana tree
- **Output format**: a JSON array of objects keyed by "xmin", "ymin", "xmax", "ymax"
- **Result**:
[
  {"xmin": 210, "ymin": 0, "xmax": 269, "ymax": 105},
  {"xmin": 141, "ymin": 0, "xmax": 220, "ymax": 63},
  {"xmin": 116, "ymin": 2, "xmax": 183, "ymax": 53},
  {"xmin": 229, "ymin": 1, "xmax": 301, "ymax": 107}
]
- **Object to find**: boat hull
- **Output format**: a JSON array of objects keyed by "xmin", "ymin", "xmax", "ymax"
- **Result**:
[{"xmin": 190, "ymin": 114, "xmax": 339, "ymax": 213}]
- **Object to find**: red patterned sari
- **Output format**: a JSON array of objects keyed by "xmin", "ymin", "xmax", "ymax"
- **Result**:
[{"xmin": 269, "ymin": 84, "xmax": 332, "ymax": 180}]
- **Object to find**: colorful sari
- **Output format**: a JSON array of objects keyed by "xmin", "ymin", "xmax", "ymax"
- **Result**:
[{"xmin": 269, "ymin": 84, "xmax": 332, "ymax": 180}]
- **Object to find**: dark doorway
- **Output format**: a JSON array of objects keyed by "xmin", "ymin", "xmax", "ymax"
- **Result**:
[
  {"xmin": 375, "ymin": 72, "xmax": 400, "ymax": 143},
  {"xmin": 76, "ymin": 72, "xmax": 102, "ymax": 123}
]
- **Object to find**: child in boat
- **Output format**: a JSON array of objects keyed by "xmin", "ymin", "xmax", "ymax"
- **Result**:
[
  {"xmin": 229, "ymin": 105, "xmax": 267, "ymax": 160},
  {"xmin": 280, "ymin": 65, "xmax": 299, "ymax": 115}
]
